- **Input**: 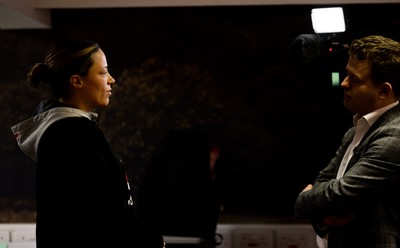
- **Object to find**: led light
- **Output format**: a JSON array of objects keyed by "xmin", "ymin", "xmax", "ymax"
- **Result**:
[
  {"xmin": 311, "ymin": 7, "xmax": 346, "ymax": 34},
  {"xmin": 331, "ymin": 72, "xmax": 340, "ymax": 87}
]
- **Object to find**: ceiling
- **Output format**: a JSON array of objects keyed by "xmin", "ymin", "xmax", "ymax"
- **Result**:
[{"xmin": 1, "ymin": 0, "xmax": 400, "ymax": 30}]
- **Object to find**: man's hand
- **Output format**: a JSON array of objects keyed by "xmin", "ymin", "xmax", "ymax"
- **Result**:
[
  {"xmin": 322, "ymin": 214, "xmax": 355, "ymax": 226},
  {"xmin": 301, "ymin": 184, "xmax": 313, "ymax": 192}
]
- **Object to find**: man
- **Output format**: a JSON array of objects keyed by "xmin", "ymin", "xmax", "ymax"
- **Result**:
[{"xmin": 295, "ymin": 35, "xmax": 400, "ymax": 247}]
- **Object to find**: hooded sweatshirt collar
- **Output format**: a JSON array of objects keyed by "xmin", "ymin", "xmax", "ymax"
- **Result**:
[{"xmin": 11, "ymin": 99, "xmax": 98, "ymax": 162}]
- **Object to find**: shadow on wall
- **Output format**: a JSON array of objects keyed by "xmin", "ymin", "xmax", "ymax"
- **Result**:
[
  {"xmin": 136, "ymin": 129, "xmax": 222, "ymax": 246},
  {"xmin": 0, "ymin": 198, "xmax": 36, "ymax": 222}
]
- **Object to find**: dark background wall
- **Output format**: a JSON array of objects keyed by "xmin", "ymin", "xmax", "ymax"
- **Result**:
[{"xmin": 1, "ymin": 3, "xmax": 400, "ymax": 222}]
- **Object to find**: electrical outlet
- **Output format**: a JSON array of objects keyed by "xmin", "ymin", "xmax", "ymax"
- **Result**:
[
  {"xmin": 275, "ymin": 229, "xmax": 316, "ymax": 248},
  {"xmin": 215, "ymin": 229, "xmax": 232, "ymax": 248},
  {"xmin": 0, "ymin": 230, "xmax": 10, "ymax": 242},
  {"xmin": 10, "ymin": 230, "xmax": 35, "ymax": 243},
  {"xmin": 233, "ymin": 229, "xmax": 273, "ymax": 248},
  {"xmin": 8, "ymin": 243, "xmax": 36, "ymax": 248}
]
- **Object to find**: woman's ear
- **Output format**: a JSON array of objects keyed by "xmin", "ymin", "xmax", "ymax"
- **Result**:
[{"xmin": 70, "ymin": 75, "xmax": 83, "ymax": 89}]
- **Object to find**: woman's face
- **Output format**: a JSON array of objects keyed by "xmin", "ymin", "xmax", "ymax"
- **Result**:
[{"xmin": 79, "ymin": 49, "xmax": 115, "ymax": 111}]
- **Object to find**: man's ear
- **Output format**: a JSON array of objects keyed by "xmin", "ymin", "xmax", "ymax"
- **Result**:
[
  {"xmin": 379, "ymin": 82, "xmax": 392, "ymax": 98},
  {"xmin": 70, "ymin": 75, "xmax": 83, "ymax": 89}
]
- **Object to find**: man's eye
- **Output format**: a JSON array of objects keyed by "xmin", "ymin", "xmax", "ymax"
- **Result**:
[{"xmin": 349, "ymin": 75, "xmax": 360, "ymax": 84}]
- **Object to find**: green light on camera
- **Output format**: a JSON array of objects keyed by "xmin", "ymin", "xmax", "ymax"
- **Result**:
[{"xmin": 331, "ymin": 72, "xmax": 340, "ymax": 87}]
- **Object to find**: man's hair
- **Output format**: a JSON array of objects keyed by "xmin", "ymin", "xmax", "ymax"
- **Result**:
[{"xmin": 349, "ymin": 35, "xmax": 400, "ymax": 97}]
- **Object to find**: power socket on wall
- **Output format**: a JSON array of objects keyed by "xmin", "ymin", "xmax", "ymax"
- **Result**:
[
  {"xmin": 0, "ymin": 230, "xmax": 10, "ymax": 243},
  {"xmin": 275, "ymin": 230, "xmax": 317, "ymax": 248},
  {"xmin": 233, "ymin": 229, "xmax": 274, "ymax": 248},
  {"xmin": 216, "ymin": 229, "xmax": 232, "ymax": 248},
  {"xmin": 10, "ymin": 230, "xmax": 36, "ymax": 242}
]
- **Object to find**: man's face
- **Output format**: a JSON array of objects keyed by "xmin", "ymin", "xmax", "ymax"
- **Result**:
[{"xmin": 340, "ymin": 56, "xmax": 381, "ymax": 115}]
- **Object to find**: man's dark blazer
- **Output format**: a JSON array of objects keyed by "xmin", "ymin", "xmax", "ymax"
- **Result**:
[{"xmin": 295, "ymin": 104, "xmax": 400, "ymax": 248}]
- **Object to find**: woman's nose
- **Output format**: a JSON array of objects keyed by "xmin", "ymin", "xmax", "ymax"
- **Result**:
[{"xmin": 108, "ymin": 74, "xmax": 116, "ymax": 84}]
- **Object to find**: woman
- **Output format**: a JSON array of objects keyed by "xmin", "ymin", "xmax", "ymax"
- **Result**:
[{"xmin": 11, "ymin": 40, "xmax": 165, "ymax": 248}]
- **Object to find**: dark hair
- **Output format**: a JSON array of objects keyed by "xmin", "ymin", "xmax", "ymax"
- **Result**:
[
  {"xmin": 349, "ymin": 35, "xmax": 400, "ymax": 97},
  {"xmin": 27, "ymin": 40, "xmax": 101, "ymax": 98}
]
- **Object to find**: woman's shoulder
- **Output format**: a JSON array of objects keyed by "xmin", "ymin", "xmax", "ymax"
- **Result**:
[{"xmin": 43, "ymin": 116, "xmax": 99, "ymax": 139}]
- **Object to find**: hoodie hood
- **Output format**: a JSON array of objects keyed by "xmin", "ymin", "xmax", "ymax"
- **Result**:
[{"xmin": 11, "ymin": 104, "xmax": 98, "ymax": 162}]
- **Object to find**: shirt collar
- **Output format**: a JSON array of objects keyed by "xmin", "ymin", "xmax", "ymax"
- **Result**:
[{"xmin": 353, "ymin": 100, "xmax": 399, "ymax": 127}]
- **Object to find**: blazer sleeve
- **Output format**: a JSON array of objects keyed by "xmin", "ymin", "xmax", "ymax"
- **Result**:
[{"xmin": 295, "ymin": 120, "xmax": 400, "ymax": 226}]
